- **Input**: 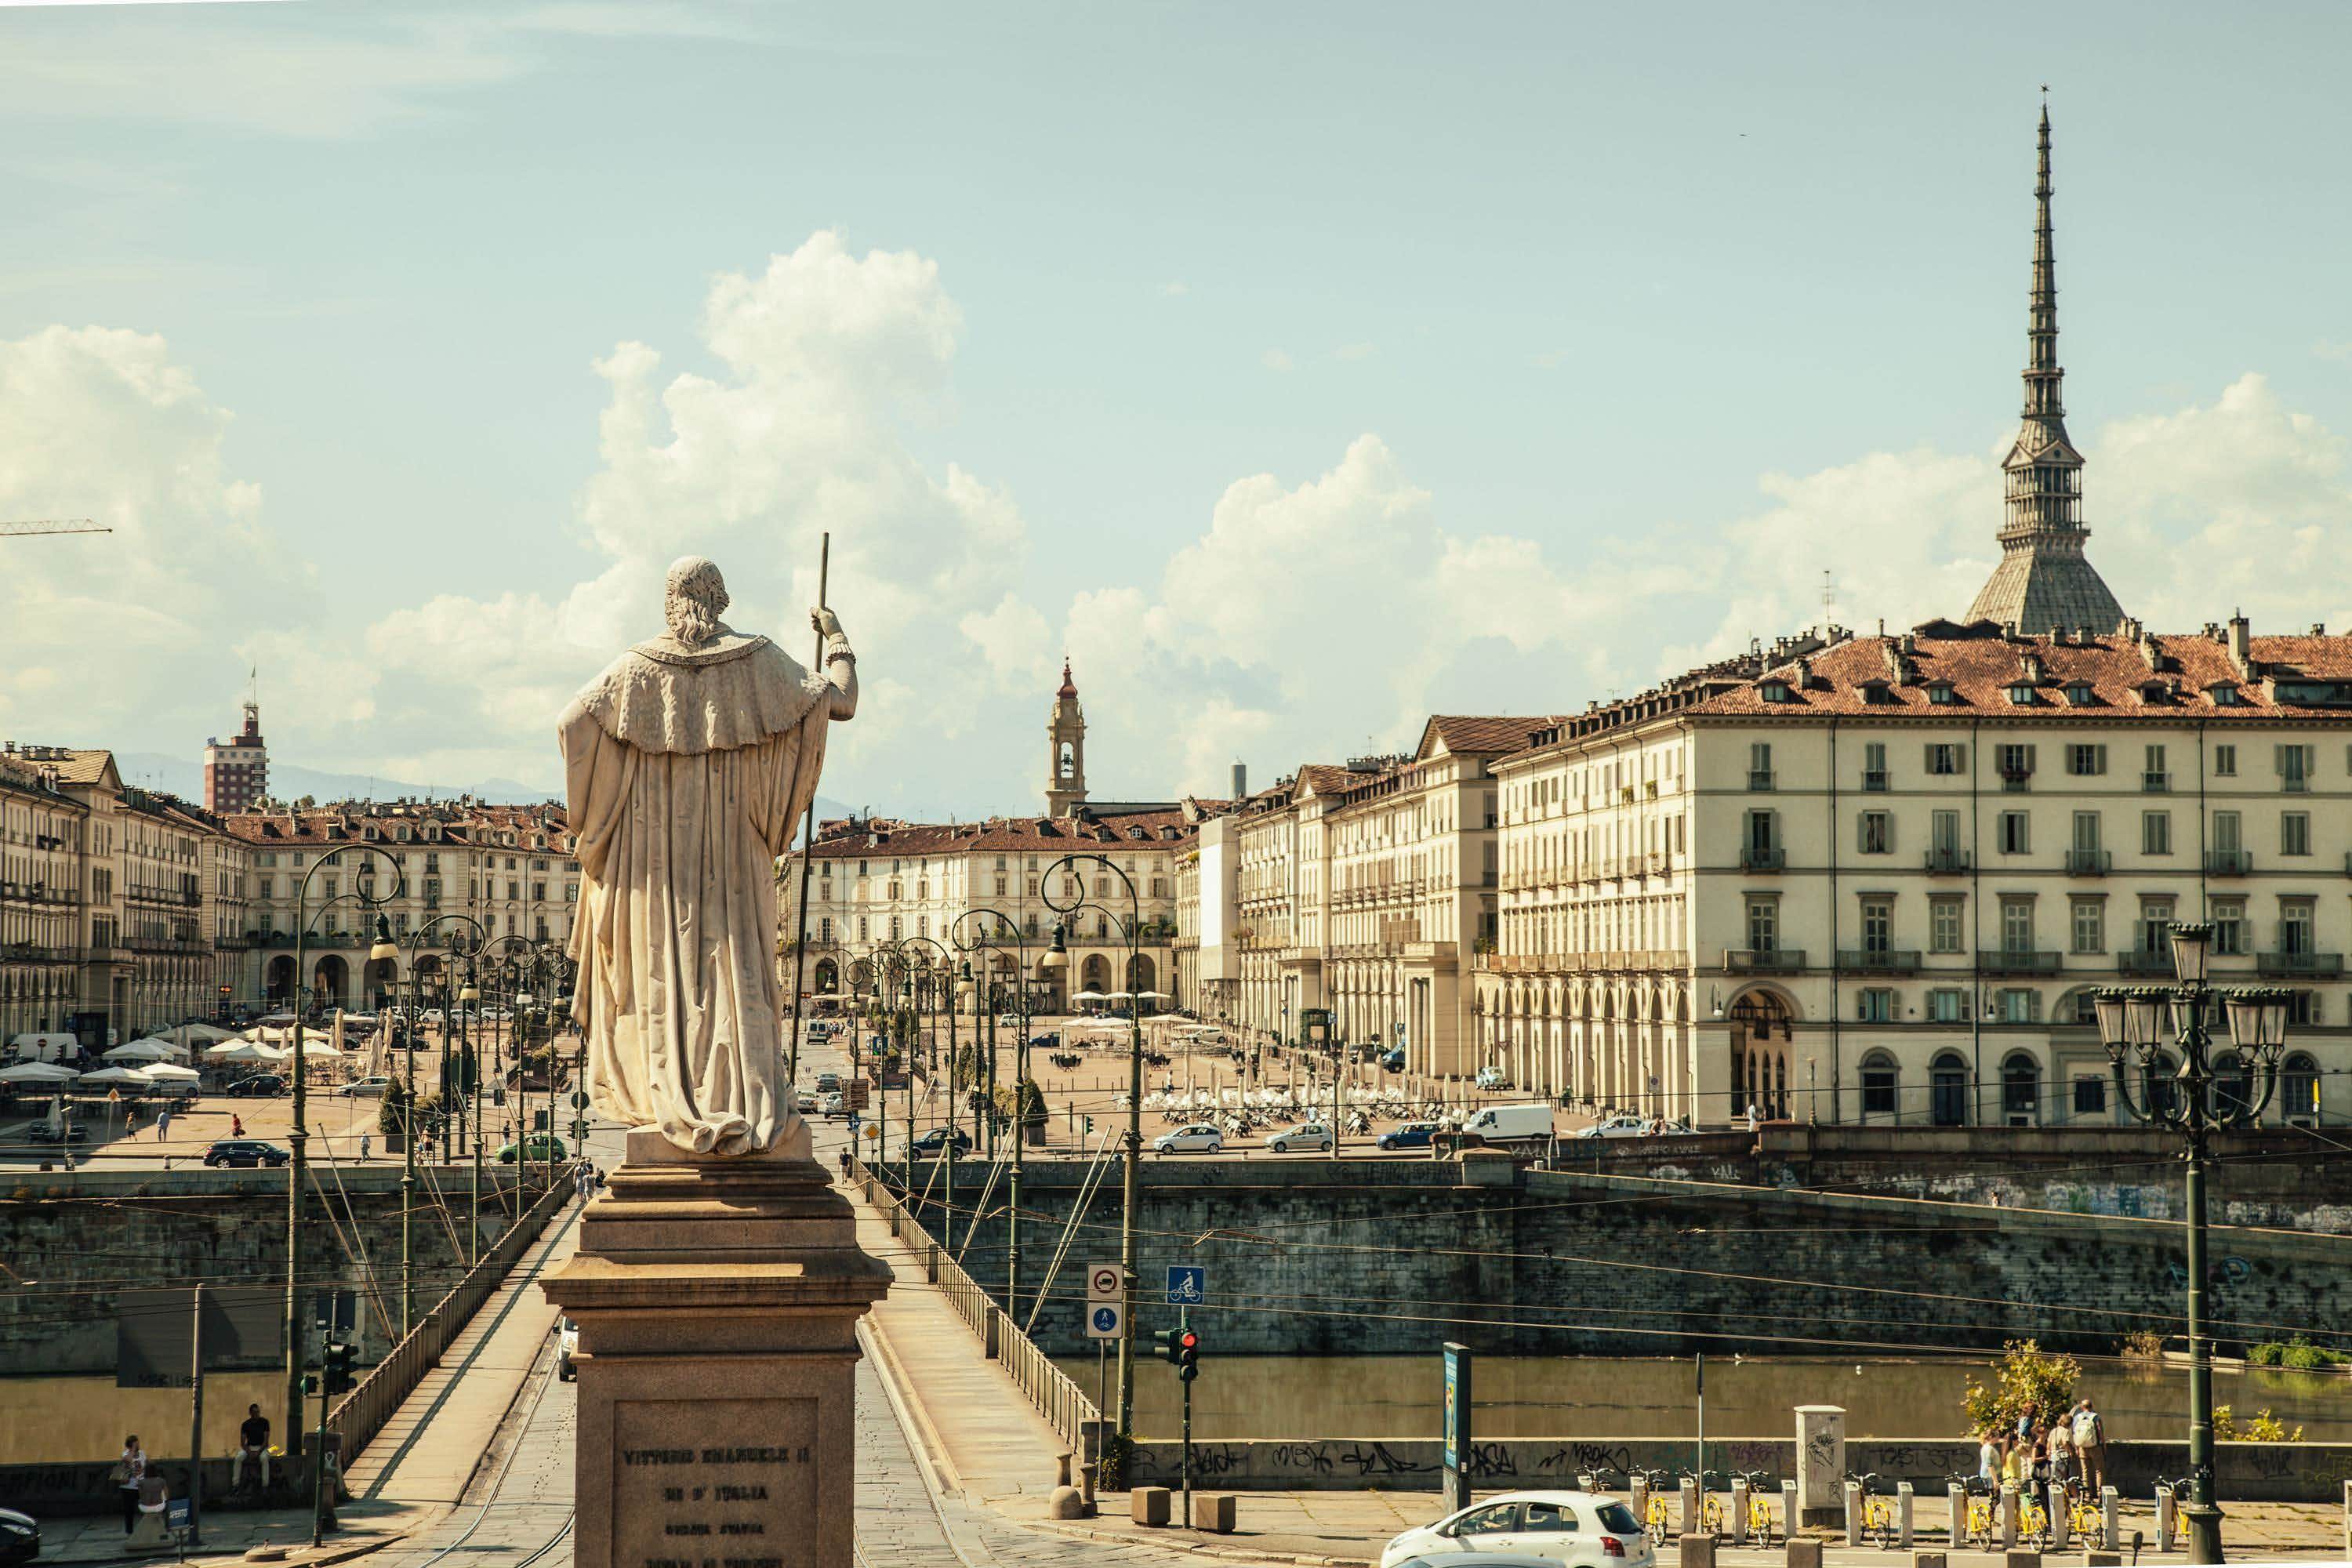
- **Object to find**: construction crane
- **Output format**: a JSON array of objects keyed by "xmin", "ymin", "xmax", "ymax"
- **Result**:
[{"xmin": 2, "ymin": 519, "xmax": 110, "ymax": 539}]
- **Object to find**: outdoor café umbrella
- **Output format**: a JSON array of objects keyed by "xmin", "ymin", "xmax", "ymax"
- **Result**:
[
  {"xmin": 105, "ymin": 1038, "xmax": 187, "ymax": 1063},
  {"xmin": 1071, "ymin": 989, "xmax": 1109, "ymax": 1003},
  {"xmin": 142, "ymin": 1063, "xmax": 201, "ymax": 1083},
  {"xmin": 162, "ymin": 1022, "xmax": 233, "ymax": 1048},
  {"xmin": 77, "ymin": 1065, "xmax": 155, "ymax": 1088},
  {"xmin": 205, "ymin": 1040, "xmax": 280, "ymax": 1062},
  {"xmin": 0, "ymin": 1062, "xmax": 78, "ymax": 1085}
]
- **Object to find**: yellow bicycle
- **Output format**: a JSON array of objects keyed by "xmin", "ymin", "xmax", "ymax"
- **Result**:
[
  {"xmin": 1964, "ymin": 1494, "xmax": 1998, "ymax": 1551},
  {"xmin": 1641, "ymin": 1476, "xmax": 1675, "ymax": 1545},
  {"xmin": 2019, "ymin": 1495, "xmax": 2051, "ymax": 1552},
  {"xmin": 2066, "ymin": 1489, "xmax": 2103, "ymax": 1544},
  {"xmin": 1736, "ymin": 1474, "xmax": 1778, "ymax": 1547},
  {"xmin": 1848, "ymin": 1473, "xmax": 1896, "ymax": 1548}
]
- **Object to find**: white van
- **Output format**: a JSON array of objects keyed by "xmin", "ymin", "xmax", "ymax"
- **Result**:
[
  {"xmin": 1459, "ymin": 1102, "xmax": 1556, "ymax": 1144},
  {"xmin": 5, "ymin": 1033, "xmax": 79, "ymax": 1065}
]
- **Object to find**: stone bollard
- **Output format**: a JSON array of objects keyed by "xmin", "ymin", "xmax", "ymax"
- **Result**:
[
  {"xmin": 1844, "ymin": 1480, "xmax": 1862, "ymax": 1547},
  {"xmin": 1732, "ymin": 1476, "xmax": 1751, "ymax": 1545},
  {"xmin": 1131, "ymin": 1486, "xmax": 1171, "ymax": 1527},
  {"xmin": 1681, "ymin": 1477, "xmax": 1699, "ymax": 1537},
  {"xmin": 1899, "ymin": 1480, "xmax": 1915, "ymax": 1548},
  {"xmin": 1912, "ymin": 1554, "xmax": 1947, "ymax": 1568},
  {"xmin": 2082, "ymin": 1552, "xmax": 2120, "ymax": 1566},
  {"xmin": 2002, "ymin": 1553, "xmax": 2040, "ymax": 1568},
  {"xmin": 2101, "ymin": 1485, "xmax": 2118, "ymax": 1552},
  {"xmin": 1196, "ymin": 1494, "xmax": 1236, "ymax": 1534},
  {"xmin": 2048, "ymin": 1483, "xmax": 2068, "ymax": 1550},
  {"xmin": 1679, "ymin": 1533, "xmax": 1717, "ymax": 1568},
  {"xmin": 2155, "ymin": 1485, "xmax": 2176, "ymax": 1554},
  {"xmin": 1948, "ymin": 1482, "xmax": 1969, "ymax": 1548},
  {"xmin": 2000, "ymin": 1484, "xmax": 2020, "ymax": 1550},
  {"xmin": 1786, "ymin": 1538, "xmax": 1824, "ymax": 1568}
]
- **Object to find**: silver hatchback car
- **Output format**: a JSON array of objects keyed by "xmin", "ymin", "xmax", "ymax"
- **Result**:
[{"xmin": 1382, "ymin": 1492, "xmax": 1655, "ymax": 1568}]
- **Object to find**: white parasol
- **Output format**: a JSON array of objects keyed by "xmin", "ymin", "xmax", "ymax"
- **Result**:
[
  {"xmin": 77, "ymin": 1065, "xmax": 156, "ymax": 1087},
  {"xmin": 106, "ymin": 1038, "xmax": 189, "ymax": 1063},
  {"xmin": 0, "ymin": 1061, "xmax": 79, "ymax": 1084},
  {"xmin": 143, "ymin": 1063, "xmax": 201, "ymax": 1082}
]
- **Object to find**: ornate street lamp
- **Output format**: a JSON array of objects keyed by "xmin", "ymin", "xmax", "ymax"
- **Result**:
[{"xmin": 2092, "ymin": 922, "xmax": 2292, "ymax": 1566}]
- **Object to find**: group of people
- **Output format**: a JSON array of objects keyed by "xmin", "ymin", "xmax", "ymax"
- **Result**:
[{"xmin": 1978, "ymin": 1396, "xmax": 2107, "ymax": 1496}]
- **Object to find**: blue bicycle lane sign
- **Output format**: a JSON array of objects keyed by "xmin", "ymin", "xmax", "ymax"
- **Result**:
[{"xmin": 1165, "ymin": 1265, "xmax": 1206, "ymax": 1305}]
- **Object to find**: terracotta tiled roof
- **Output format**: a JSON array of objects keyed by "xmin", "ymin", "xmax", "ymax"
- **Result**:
[
  {"xmin": 223, "ymin": 801, "xmax": 575, "ymax": 853},
  {"xmin": 1690, "ymin": 621, "xmax": 2352, "ymax": 721},
  {"xmin": 801, "ymin": 808, "xmax": 1201, "ymax": 860},
  {"xmin": 1417, "ymin": 715, "xmax": 1553, "ymax": 759}
]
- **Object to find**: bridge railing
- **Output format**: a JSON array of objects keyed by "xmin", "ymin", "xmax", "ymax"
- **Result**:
[
  {"xmin": 851, "ymin": 1154, "xmax": 1098, "ymax": 1454},
  {"xmin": 328, "ymin": 1178, "xmax": 574, "ymax": 1461}
]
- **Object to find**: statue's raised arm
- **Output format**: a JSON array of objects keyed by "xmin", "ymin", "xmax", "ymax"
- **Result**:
[{"xmin": 559, "ymin": 556, "xmax": 855, "ymax": 1156}]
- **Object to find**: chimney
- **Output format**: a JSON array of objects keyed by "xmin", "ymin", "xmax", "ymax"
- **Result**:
[
  {"xmin": 1231, "ymin": 761, "xmax": 1247, "ymax": 800},
  {"xmin": 2227, "ymin": 612, "xmax": 2252, "ymax": 671}
]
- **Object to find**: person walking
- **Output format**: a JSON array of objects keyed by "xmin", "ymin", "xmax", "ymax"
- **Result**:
[
  {"xmin": 230, "ymin": 1114, "xmax": 245, "ymax": 1138},
  {"xmin": 359, "ymin": 1131, "xmax": 372, "ymax": 1162},
  {"xmin": 2072, "ymin": 1398, "xmax": 2107, "ymax": 1496},
  {"xmin": 115, "ymin": 1436, "xmax": 146, "ymax": 1534},
  {"xmin": 2046, "ymin": 1410, "xmax": 2077, "ymax": 1496},
  {"xmin": 154, "ymin": 1108, "xmax": 172, "ymax": 1142},
  {"xmin": 1976, "ymin": 1428, "xmax": 2000, "ymax": 1487}
]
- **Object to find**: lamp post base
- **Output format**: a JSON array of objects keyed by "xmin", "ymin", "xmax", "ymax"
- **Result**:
[{"xmin": 2185, "ymin": 1501, "xmax": 2225, "ymax": 1565}]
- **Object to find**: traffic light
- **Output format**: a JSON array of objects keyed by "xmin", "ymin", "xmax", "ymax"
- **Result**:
[
  {"xmin": 1176, "ymin": 1327, "xmax": 1200, "ymax": 1383},
  {"xmin": 1152, "ymin": 1327, "xmax": 1180, "ymax": 1364},
  {"xmin": 322, "ymin": 1341, "xmax": 358, "ymax": 1396}
]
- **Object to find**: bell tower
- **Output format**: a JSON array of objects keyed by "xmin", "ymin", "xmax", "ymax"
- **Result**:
[{"xmin": 1045, "ymin": 659, "xmax": 1087, "ymax": 817}]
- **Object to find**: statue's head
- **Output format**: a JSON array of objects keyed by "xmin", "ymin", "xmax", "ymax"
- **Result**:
[{"xmin": 663, "ymin": 556, "xmax": 729, "ymax": 648}]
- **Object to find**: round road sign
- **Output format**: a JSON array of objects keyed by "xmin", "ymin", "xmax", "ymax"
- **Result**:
[{"xmin": 1087, "ymin": 1264, "xmax": 1120, "ymax": 1300}]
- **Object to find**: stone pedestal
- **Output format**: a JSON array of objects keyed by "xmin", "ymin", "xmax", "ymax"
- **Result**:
[
  {"xmin": 1795, "ymin": 1406, "xmax": 1846, "ymax": 1526},
  {"xmin": 543, "ymin": 1125, "xmax": 890, "ymax": 1568}
]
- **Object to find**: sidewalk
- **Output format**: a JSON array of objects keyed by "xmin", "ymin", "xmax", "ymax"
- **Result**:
[{"xmin": 38, "ymin": 1195, "xmax": 583, "ymax": 1568}]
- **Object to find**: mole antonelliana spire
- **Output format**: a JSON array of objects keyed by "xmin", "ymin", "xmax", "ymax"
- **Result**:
[{"xmin": 1965, "ymin": 96, "xmax": 2126, "ymax": 634}]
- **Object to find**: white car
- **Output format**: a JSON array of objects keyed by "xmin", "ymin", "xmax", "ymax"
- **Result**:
[
  {"xmin": 818, "ymin": 1091, "xmax": 846, "ymax": 1117},
  {"xmin": 336, "ymin": 1076, "xmax": 393, "ymax": 1098},
  {"xmin": 1577, "ymin": 1115, "xmax": 1650, "ymax": 1140},
  {"xmin": 1264, "ymin": 1121, "xmax": 1333, "ymax": 1154},
  {"xmin": 1153, "ymin": 1123, "xmax": 1224, "ymax": 1155},
  {"xmin": 1381, "ymin": 1492, "xmax": 1653, "ymax": 1568}
]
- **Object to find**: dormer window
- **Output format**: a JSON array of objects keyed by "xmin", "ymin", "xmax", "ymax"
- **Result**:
[
  {"xmin": 1758, "ymin": 681, "xmax": 1795, "ymax": 703},
  {"xmin": 2064, "ymin": 682, "xmax": 2096, "ymax": 706},
  {"xmin": 1858, "ymin": 680, "xmax": 1895, "ymax": 706},
  {"xmin": 1926, "ymin": 681, "xmax": 1958, "ymax": 706},
  {"xmin": 2207, "ymin": 683, "xmax": 2245, "ymax": 706},
  {"xmin": 2006, "ymin": 684, "xmax": 2038, "ymax": 706}
]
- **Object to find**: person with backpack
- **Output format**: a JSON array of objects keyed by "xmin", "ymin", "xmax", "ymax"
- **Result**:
[{"xmin": 2072, "ymin": 1399, "xmax": 2106, "ymax": 1494}]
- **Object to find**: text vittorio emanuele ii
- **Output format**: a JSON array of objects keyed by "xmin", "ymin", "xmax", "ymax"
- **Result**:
[{"xmin": 625, "ymin": 1445, "xmax": 811, "ymax": 1568}]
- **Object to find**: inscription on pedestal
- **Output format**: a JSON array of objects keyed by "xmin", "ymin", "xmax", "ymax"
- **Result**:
[{"xmin": 615, "ymin": 1397, "xmax": 818, "ymax": 1568}]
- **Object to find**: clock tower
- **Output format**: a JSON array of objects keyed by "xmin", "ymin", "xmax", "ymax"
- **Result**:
[{"xmin": 1045, "ymin": 660, "xmax": 1087, "ymax": 817}]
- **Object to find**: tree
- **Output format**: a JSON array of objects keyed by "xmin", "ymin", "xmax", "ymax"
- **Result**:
[
  {"xmin": 1962, "ymin": 1340, "xmax": 2082, "ymax": 1439},
  {"xmin": 379, "ymin": 1078, "xmax": 412, "ymax": 1137}
]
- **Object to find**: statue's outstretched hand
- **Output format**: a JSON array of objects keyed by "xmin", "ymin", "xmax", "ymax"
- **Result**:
[{"xmin": 812, "ymin": 606, "xmax": 844, "ymax": 640}]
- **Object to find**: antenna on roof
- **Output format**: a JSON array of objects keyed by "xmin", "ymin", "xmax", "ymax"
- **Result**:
[{"xmin": 1820, "ymin": 568, "xmax": 1837, "ymax": 626}]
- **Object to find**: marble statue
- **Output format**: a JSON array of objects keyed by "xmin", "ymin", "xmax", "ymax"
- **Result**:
[{"xmin": 558, "ymin": 557, "xmax": 855, "ymax": 1156}]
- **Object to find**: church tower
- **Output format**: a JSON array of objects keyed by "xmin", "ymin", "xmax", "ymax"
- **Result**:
[
  {"xmin": 1045, "ymin": 660, "xmax": 1087, "ymax": 817},
  {"xmin": 1965, "ymin": 100, "xmax": 2126, "ymax": 634}
]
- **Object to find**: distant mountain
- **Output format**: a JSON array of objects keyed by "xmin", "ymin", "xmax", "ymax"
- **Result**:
[{"xmin": 115, "ymin": 751, "xmax": 851, "ymax": 822}]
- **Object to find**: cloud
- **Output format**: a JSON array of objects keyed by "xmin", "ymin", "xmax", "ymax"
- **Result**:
[
  {"xmin": 1335, "ymin": 342, "xmax": 1376, "ymax": 362},
  {"xmin": 1260, "ymin": 348, "xmax": 1294, "ymax": 372}
]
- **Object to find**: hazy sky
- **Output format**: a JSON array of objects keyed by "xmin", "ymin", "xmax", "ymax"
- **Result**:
[{"xmin": 4, "ymin": 1, "xmax": 2350, "ymax": 815}]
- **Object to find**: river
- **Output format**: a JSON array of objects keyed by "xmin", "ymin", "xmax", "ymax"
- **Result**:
[{"xmin": 1053, "ymin": 1353, "xmax": 2352, "ymax": 1443}]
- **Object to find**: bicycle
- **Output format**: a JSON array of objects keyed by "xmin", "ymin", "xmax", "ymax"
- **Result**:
[
  {"xmin": 1735, "ymin": 1470, "xmax": 1778, "ymax": 1547},
  {"xmin": 1846, "ymin": 1472, "xmax": 1895, "ymax": 1548},
  {"xmin": 2018, "ymin": 1493, "xmax": 2051, "ymax": 1552},
  {"xmin": 2065, "ymin": 1486, "xmax": 2103, "ymax": 1544},
  {"xmin": 1688, "ymin": 1471, "xmax": 1727, "ymax": 1537},
  {"xmin": 1945, "ymin": 1475, "xmax": 1999, "ymax": 1552},
  {"xmin": 1635, "ymin": 1471, "xmax": 1675, "ymax": 1544}
]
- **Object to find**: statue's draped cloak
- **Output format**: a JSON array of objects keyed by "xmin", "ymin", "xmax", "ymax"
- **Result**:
[{"xmin": 560, "ymin": 632, "xmax": 832, "ymax": 1155}]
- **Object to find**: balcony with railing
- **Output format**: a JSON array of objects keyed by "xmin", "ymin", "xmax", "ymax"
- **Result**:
[
  {"xmin": 1724, "ymin": 947, "xmax": 1805, "ymax": 974},
  {"xmin": 1978, "ymin": 947, "xmax": 2063, "ymax": 975},
  {"xmin": 1739, "ymin": 845, "xmax": 1785, "ymax": 872},
  {"xmin": 1923, "ymin": 846, "xmax": 1970, "ymax": 875},
  {"xmin": 2205, "ymin": 850, "xmax": 2252, "ymax": 876},
  {"xmin": 2259, "ymin": 950, "xmax": 2343, "ymax": 978},
  {"xmin": 1837, "ymin": 948, "xmax": 1921, "ymax": 975},
  {"xmin": 2143, "ymin": 771, "xmax": 2171, "ymax": 793},
  {"xmin": 2063, "ymin": 849, "xmax": 2112, "ymax": 877},
  {"xmin": 1861, "ymin": 769, "xmax": 1889, "ymax": 793},
  {"xmin": 1747, "ymin": 770, "xmax": 1775, "ymax": 792},
  {"xmin": 2116, "ymin": 949, "xmax": 2175, "ymax": 977}
]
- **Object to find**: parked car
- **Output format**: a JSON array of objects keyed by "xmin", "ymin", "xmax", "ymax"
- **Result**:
[
  {"xmin": 225, "ymin": 1074, "xmax": 286, "ymax": 1098},
  {"xmin": 795, "ymin": 1092, "xmax": 818, "ymax": 1114},
  {"xmin": 1575, "ymin": 1115, "xmax": 1651, "ymax": 1140},
  {"xmin": 204, "ymin": 1138, "xmax": 290, "ymax": 1168},
  {"xmin": 1457, "ymin": 1103, "xmax": 1555, "ymax": 1144},
  {"xmin": 1381, "ymin": 1048, "xmax": 1406, "ymax": 1073},
  {"xmin": 498, "ymin": 1134, "xmax": 568, "ymax": 1163},
  {"xmin": 0, "ymin": 1504, "xmax": 38, "ymax": 1566},
  {"xmin": 336, "ymin": 1076, "xmax": 393, "ymax": 1098},
  {"xmin": 1475, "ymin": 1065, "xmax": 1508, "ymax": 1090},
  {"xmin": 817, "ymin": 1091, "xmax": 845, "ymax": 1117},
  {"xmin": 1381, "ymin": 1492, "xmax": 1653, "ymax": 1568},
  {"xmin": 557, "ymin": 1316, "xmax": 579, "ymax": 1381},
  {"xmin": 1265, "ymin": 1121, "xmax": 1333, "ymax": 1155},
  {"xmin": 1377, "ymin": 1121, "xmax": 1441, "ymax": 1152},
  {"xmin": 24, "ymin": 1120, "xmax": 88, "ymax": 1145},
  {"xmin": 909, "ymin": 1127, "xmax": 973, "ymax": 1155},
  {"xmin": 814, "ymin": 1073, "xmax": 842, "ymax": 1094},
  {"xmin": 1152, "ymin": 1123, "xmax": 1224, "ymax": 1155},
  {"xmin": 1384, "ymin": 1555, "xmax": 1559, "ymax": 1568}
]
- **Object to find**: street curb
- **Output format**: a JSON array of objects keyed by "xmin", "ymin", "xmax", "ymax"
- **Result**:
[{"xmin": 848, "ymin": 1189, "xmax": 970, "ymax": 1501}]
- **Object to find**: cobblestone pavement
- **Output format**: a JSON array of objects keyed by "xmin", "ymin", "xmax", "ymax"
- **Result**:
[{"xmin": 364, "ymin": 1347, "xmax": 578, "ymax": 1568}]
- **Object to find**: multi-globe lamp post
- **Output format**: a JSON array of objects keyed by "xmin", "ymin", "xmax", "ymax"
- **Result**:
[
  {"xmin": 2091, "ymin": 921, "xmax": 2292, "ymax": 1566},
  {"xmin": 949, "ymin": 908, "xmax": 1035, "ymax": 1316}
]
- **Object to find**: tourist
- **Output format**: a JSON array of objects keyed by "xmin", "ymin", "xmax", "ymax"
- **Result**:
[
  {"xmin": 2047, "ymin": 1409, "xmax": 2077, "ymax": 1493},
  {"xmin": 231, "ymin": 1115, "xmax": 245, "ymax": 1138},
  {"xmin": 234, "ymin": 1404, "xmax": 271, "ymax": 1491},
  {"xmin": 1998, "ymin": 1435, "xmax": 2026, "ymax": 1491},
  {"xmin": 2073, "ymin": 1398, "xmax": 2107, "ymax": 1494},
  {"xmin": 1976, "ymin": 1429, "xmax": 1999, "ymax": 1486},
  {"xmin": 155, "ymin": 1107, "xmax": 172, "ymax": 1141},
  {"xmin": 360, "ymin": 1131, "xmax": 372, "ymax": 1161},
  {"xmin": 115, "ymin": 1436, "xmax": 146, "ymax": 1533},
  {"xmin": 2015, "ymin": 1403, "xmax": 2037, "ymax": 1443}
]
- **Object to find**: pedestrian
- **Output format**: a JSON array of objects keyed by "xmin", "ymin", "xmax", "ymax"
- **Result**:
[
  {"xmin": 1976, "ymin": 1428, "xmax": 1999, "ymax": 1487},
  {"xmin": 2072, "ymin": 1398, "xmax": 2107, "ymax": 1495},
  {"xmin": 2015, "ymin": 1403, "xmax": 2036, "ymax": 1443},
  {"xmin": 2047, "ymin": 1410, "xmax": 2077, "ymax": 1494},
  {"xmin": 114, "ymin": 1435, "xmax": 145, "ymax": 1534},
  {"xmin": 1998, "ymin": 1435, "xmax": 2025, "ymax": 1491},
  {"xmin": 360, "ymin": 1131, "xmax": 372, "ymax": 1161},
  {"xmin": 231, "ymin": 1114, "xmax": 245, "ymax": 1138},
  {"xmin": 154, "ymin": 1108, "xmax": 172, "ymax": 1142}
]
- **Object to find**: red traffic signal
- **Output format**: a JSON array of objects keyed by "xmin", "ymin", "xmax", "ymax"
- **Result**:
[{"xmin": 1176, "ymin": 1328, "xmax": 1200, "ymax": 1381}]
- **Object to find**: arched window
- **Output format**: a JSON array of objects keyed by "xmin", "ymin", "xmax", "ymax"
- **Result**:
[
  {"xmin": 2281, "ymin": 1052, "xmax": 2320, "ymax": 1123},
  {"xmin": 1930, "ymin": 1051, "xmax": 1969, "ymax": 1127},
  {"xmin": 1860, "ymin": 1050, "xmax": 1900, "ymax": 1121},
  {"xmin": 2002, "ymin": 1051, "xmax": 2042, "ymax": 1126},
  {"xmin": 2140, "ymin": 1050, "xmax": 2180, "ymax": 1117},
  {"xmin": 2212, "ymin": 1051, "xmax": 2252, "ymax": 1120}
]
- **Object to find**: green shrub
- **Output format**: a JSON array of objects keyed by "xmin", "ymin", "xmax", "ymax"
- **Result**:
[{"xmin": 1962, "ymin": 1340, "xmax": 2082, "ymax": 1439}]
